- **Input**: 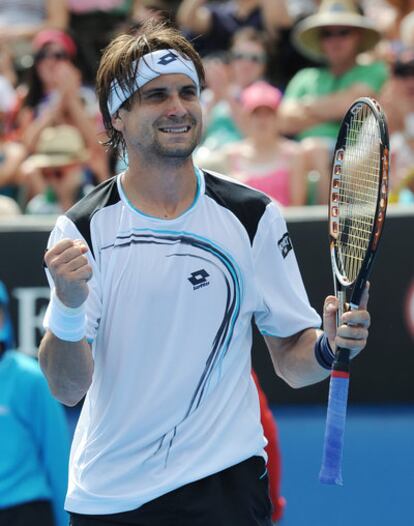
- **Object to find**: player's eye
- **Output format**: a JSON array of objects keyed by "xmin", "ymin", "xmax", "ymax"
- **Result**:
[
  {"xmin": 144, "ymin": 90, "xmax": 167, "ymax": 101},
  {"xmin": 181, "ymin": 86, "xmax": 197, "ymax": 99}
]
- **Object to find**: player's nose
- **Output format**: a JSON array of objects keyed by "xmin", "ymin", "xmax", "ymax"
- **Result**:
[{"xmin": 164, "ymin": 92, "xmax": 188, "ymax": 118}]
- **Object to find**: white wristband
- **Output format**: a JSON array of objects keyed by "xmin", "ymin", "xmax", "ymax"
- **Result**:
[{"xmin": 43, "ymin": 289, "xmax": 87, "ymax": 342}]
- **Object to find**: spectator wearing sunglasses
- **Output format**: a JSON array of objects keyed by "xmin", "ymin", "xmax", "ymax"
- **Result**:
[
  {"xmin": 23, "ymin": 124, "xmax": 94, "ymax": 214},
  {"xmin": 277, "ymin": 0, "xmax": 388, "ymax": 204},
  {"xmin": 197, "ymin": 27, "xmax": 271, "ymax": 155},
  {"xmin": 17, "ymin": 29, "xmax": 109, "ymax": 207}
]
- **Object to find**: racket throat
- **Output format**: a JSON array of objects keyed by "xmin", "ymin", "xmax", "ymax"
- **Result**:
[{"xmin": 333, "ymin": 348, "xmax": 351, "ymax": 374}]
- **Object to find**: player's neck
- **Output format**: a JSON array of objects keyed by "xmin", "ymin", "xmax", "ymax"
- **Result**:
[{"xmin": 121, "ymin": 158, "xmax": 198, "ymax": 220}]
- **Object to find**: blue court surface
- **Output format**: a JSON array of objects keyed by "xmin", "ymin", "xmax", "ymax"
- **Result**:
[
  {"xmin": 273, "ymin": 405, "xmax": 414, "ymax": 526},
  {"xmin": 65, "ymin": 404, "xmax": 413, "ymax": 526}
]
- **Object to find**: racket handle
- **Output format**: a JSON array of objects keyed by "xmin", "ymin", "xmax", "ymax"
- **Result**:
[{"xmin": 319, "ymin": 348, "xmax": 350, "ymax": 486}]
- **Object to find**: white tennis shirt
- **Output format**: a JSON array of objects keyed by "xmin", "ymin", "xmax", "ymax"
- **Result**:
[{"xmin": 44, "ymin": 168, "xmax": 321, "ymax": 515}]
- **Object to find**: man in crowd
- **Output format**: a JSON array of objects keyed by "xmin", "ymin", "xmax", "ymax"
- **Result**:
[{"xmin": 278, "ymin": 0, "xmax": 388, "ymax": 202}]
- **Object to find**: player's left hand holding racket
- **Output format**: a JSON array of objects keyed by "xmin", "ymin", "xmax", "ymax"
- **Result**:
[{"xmin": 319, "ymin": 97, "xmax": 390, "ymax": 486}]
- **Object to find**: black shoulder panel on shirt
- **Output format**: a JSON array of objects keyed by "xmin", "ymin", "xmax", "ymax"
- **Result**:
[
  {"xmin": 203, "ymin": 170, "xmax": 271, "ymax": 245},
  {"xmin": 65, "ymin": 176, "xmax": 120, "ymax": 258}
]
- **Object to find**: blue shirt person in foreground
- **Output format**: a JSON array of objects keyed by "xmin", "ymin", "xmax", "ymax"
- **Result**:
[
  {"xmin": 39, "ymin": 20, "xmax": 371, "ymax": 526},
  {"xmin": 0, "ymin": 281, "xmax": 70, "ymax": 526}
]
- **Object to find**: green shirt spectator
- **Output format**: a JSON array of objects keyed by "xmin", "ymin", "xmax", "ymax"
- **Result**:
[{"xmin": 284, "ymin": 60, "xmax": 388, "ymax": 140}]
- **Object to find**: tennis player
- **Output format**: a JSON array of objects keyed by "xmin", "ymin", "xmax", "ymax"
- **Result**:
[{"xmin": 39, "ymin": 20, "xmax": 371, "ymax": 526}]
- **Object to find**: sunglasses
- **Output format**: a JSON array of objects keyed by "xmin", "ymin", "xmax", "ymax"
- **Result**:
[
  {"xmin": 35, "ymin": 50, "xmax": 70, "ymax": 62},
  {"xmin": 393, "ymin": 63, "xmax": 414, "ymax": 78},
  {"xmin": 43, "ymin": 167, "xmax": 69, "ymax": 179},
  {"xmin": 43, "ymin": 164, "xmax": 76, "ymax": 179},
  {"xmin": 320, "ymin": 28, "xmax": 353, "ymax": 39},
  {"xmin": 231, "ymin": 52, "xmax": 266, "ymax": 64}
]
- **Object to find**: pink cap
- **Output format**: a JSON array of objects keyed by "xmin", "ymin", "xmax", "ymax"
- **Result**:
[
  {"xmin": 241, "ymin": 81, "xmax": 282, "ymax": 112},
  {"xmin": 33, "ymin": 29, "xmax": 77, "ymax": 58}
]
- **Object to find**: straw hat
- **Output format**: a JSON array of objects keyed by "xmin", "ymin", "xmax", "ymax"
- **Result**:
[
  {"xmin": 292, "ymin": 0, "xmax": 381, "ymax": 62},
  {"xmin": 27, "ymin": 125, "xmax": 89, "ymax": 169}
]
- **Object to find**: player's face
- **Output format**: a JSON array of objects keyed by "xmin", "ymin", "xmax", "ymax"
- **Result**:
[{"xmin": 116, "ymin": 74, "xmax": 202, "ymax": 162}]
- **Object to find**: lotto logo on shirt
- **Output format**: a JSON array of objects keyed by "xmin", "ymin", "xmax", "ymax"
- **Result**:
[
  {"xmin": 278, "ymin": 233, "xmax": 293, "ymax": 259},
  {"xmin": 188, "ymin": 269, "xmax": 210, "ymax": 290}
]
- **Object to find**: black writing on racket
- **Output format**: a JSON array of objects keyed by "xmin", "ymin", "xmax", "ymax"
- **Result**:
[{"xmin": 319, "ymin": 97, "xmax": 389, "ymax": 485}]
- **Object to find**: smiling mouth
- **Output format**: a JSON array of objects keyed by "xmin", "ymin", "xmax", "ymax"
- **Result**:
[{"xmin": 159, "ymin": 126, "xmax": 191, "ymax": 134}]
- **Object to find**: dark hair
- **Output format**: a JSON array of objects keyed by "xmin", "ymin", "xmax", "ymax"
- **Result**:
[
  {"xmin": 23, "ymin": 66, "xmax": 45, "ymax": 109},
  {"xmin": 96, "ymin": 19, "xmax": 205, "ymax": 157}
]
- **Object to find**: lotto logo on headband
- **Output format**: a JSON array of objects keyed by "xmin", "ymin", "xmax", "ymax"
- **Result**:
[
  {"xmin": 157, "ymin": 51, "xmax": 179, "ymax": 66},
  {"xmin": 107, "ymin": 48, "xmax": 201, "ymax": 116}
]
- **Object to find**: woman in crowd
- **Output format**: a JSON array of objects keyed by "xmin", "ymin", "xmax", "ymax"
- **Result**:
[
  {"xmin": 198, "ymin": 80, "xmax": 307, "ymax": 207},
  {"xmin": 17, "ymin": 28, "xmax": 109, "ymax": 206}
]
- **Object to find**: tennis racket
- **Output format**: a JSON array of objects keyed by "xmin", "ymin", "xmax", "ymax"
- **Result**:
[{"xmin": 319, "ymin": 97, "xmax": 389, "ymax": 486}]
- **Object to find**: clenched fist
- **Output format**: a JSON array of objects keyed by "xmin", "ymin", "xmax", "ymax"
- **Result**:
[{"xmin": 44, "ymin": 238, "xmax": 92, "ymax": 308}]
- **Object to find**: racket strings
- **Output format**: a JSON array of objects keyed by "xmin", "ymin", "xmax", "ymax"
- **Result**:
[{"xmin": 337, "ymin": 104, "xmax": 380, "ymax": 283}]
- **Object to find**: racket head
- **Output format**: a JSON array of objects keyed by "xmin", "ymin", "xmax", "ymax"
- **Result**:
[{"xmin": 329, "ymin": 97, "xmax": 389, "ymax": 307}]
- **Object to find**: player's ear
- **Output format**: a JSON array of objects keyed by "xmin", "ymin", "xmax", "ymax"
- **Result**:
[{"xmin": 111, "ymin": 111, "xmax": 123, "ymax": 132}]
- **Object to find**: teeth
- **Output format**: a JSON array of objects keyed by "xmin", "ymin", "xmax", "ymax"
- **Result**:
[{"xmin": 160, "ymin": 127, "xmax": 189, "ymax": 133}]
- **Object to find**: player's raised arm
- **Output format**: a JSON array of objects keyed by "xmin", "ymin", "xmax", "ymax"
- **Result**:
[{"xmin": 39, "ymin": 238, "xmax": 94, "ymax": 407}]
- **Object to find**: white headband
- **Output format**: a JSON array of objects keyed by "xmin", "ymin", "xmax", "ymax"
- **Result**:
[{"xmin": 107, "ymin": 48, "xmax": 200, "ymax": 115}]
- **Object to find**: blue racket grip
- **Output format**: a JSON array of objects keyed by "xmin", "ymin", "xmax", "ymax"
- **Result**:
[{"xmin": 319, "ymin": 370, "xmax": 350, "ymax": 485}]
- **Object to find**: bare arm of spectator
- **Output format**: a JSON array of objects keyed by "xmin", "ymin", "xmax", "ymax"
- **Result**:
[
  {"xmin": 46, "ymin": 0, "xmax": 69, "ymax": 29},
  {"xmin": 176, "ymin": 0, "xmax": 212, "ymax": 34},
  {"xmin": 0, "ymin": 142, "xmax": 27, "ymax": 187},
  {"xmin": 260, "ymin": 0, "xmax": 292, "ymax": 32},
  {"xmin": 278, "ymin": 82, "xmax": 377, "ymax": 135},
  {"xmin": 0, "ymin": 0, "xmax": 68, "ymax": 42}
]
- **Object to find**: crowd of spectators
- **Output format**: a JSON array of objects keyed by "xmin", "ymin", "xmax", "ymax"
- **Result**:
[{"xmin": 0, "ymin": 0, "xmax": 412, "ymax": 214}]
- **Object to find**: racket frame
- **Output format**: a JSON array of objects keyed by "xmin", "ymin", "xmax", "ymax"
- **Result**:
[{"xmin": 329, "ymin": 97, "xmax": 389, "ymax": 317}]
